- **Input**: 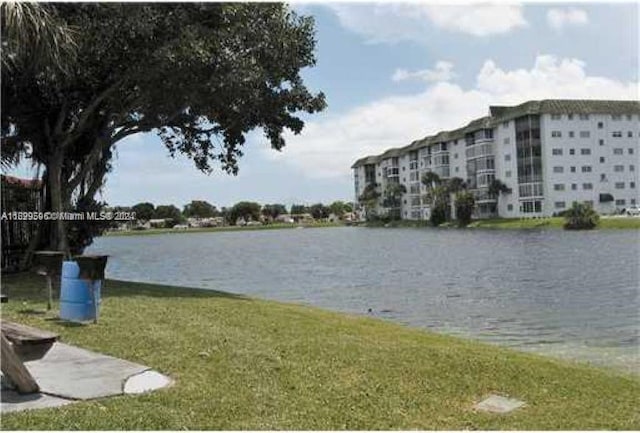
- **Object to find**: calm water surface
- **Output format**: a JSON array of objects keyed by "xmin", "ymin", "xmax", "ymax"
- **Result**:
[{"xmin": 88, "ymin": 227, "xmax": 640, "ymax": 374}]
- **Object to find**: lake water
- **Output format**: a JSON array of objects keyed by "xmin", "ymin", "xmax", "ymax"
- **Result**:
[{"xmin": 88, "ymin": 227, "xmax": 640, "ymax": 374}]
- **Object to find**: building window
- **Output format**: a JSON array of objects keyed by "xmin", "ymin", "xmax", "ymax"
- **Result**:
[
  {"xmin": 503, "ymin": 121, "xmax": 509, "ymax": 128},
  {"xmin": 579, "ymin": 114, "xmax": 589, "ymax": 120},
  {"xmin": 552, "ymin": 148, "xmax": 563, "ymax": 155},
  {"xmin": 503, "ymin": 137, "xmax": 510, "ymax": 144},
  {"xmin": 600, "ymin": 173, "xmax": 607, "ymax": 181},
  {"xmin": 630, "ymin": 165, "xmax": 635, "ymax": 171},
  {"xmin": 568, "ymin": 114, "xmax": 574, "ymax": 120},
  {"xmin": 581, "ymin": 166, "xmax": 592, "ymax": 173},
  {"xmin": 454, "ymin": 153, "xmax": 458, "ymax": 159},
  {"xmin": 629, "ymin": 148, "xmax": 635, "ymax": 155},
  {"xmin": 551, "ymin": 114, "xmax": 561, "ymax": 120},
  {"xmin": 553, "ymin": 166, "xmax": 563, "ymax": 173},
  {"xmin": 580, "ymin": 131, "xmax": 590, "ymax": 138},
  {"xmin": 598, "ymin": 122, "xmax": 603, "ymax": 129},
  {"xmin": 505, "ymin": 170, "xmax": 512, "ymax": 178},
  {"xmin": 600, "ymin": 157, "xmax": 605, "ymax": 163},
  {"xmin": 612, "ymin": 114, "xmax": 622, "ymax": 121},
  {"xmin": 570, "ymin": 166, "xmax": 576, "ymax": 173},
  {"xmin": 612, "ymin": 131, "xmax": 622, "ymax": 137},
  {"xmin": 580, "ymin": 148, "xmax": 591, "ymax": 155},
  {"xmin": 455, "ymin": 167, "xmax": 459, "ymax": 172},
  {"xmin": 583, "ymin": 183, "xmax": 593, "ymax": 190},
  {"xmin": 613, "ymin": 148, "xmax": 623, "ymax": 155},
  {"xmin": 507, "ymin": 204, "xmax": 513, "ymax": 211},
  {"xmin": 628, "ymin": 131, "xmax": 633, "ymax": 138},
  {"xmin": 627, "ymin": 114, "xmax": 633, "ymax": 121},
  {"xmin": 631, "ymin": 182, "xmax": 636, "ymax": 189},
  {"xmin": 615, "ymin": 199, "xmax": 626, "ymax": 206},
  {"xmin": 551, "ymin": 130, "xmax": 562, "ymax": 137},
  {"xmin": 615, "ymin": 182, "xmax": 625, "ymax": 189},
  {"xmin": 599, "ymin": 139, "xmax": 604, "ymax": 146},
  {"xmin": 554, "ymin": 202, "xmax": 566, "ymax": 209},
  {"xmin": 632, "ymin": 199, "xmax": 637, "ymax": 205},
  {"xmin": 569, "ymin": 131, "xmax": 575, "ymax": 138},
  {"xmin": 505, "ymin": 154, "xmax": 511, "ymax": 161},
  {"xmin": 614, "ymin": 165, "xmax": 624, "ymax": 172},
  {"xmin": 571, "ymin": 183, "xmax": 577, "ymax": 190},
  {"xmin": 554, "ymin": 184, "xmax": 565, "ymax": 191},
  {"xmin": 569, "ymin": 148, "xmax": 575, "ymax": 155}
]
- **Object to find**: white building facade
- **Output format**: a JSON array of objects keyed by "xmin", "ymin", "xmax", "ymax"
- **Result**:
[{"xmin": 352, "ymin": 100, "xmax": 640, "ymax": 219}]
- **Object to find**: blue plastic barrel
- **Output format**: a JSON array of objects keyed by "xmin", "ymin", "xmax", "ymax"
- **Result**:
[{"xmin": 59, "ymin": 261, "xmax": 102, "ymax": 322}]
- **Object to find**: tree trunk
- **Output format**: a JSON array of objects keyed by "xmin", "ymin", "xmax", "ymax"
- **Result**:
[{"xmin": 47, "ymin": 149, "xmax": 70, "ymax": 258}]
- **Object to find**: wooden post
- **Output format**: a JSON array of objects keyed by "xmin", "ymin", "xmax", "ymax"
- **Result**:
[
  {"xmin": 0, "ymin": 333, "xmax": 39, "ymax": 394},
  {"xmin": 46, "ymin": 275, "xmax": 53, "ymax": 311}
]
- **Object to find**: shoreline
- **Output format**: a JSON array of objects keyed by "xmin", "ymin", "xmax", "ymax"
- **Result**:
[
  {"xmin": 100, "ymin": 216, "xmax": 640, "ymax": 239},
  {"xmin": 2, "ymin": 273, "xmax": 638, "ymax": 429},
  {"xmin": 102, "ymin": 221, "xmax": 345, "ymax": 237}
]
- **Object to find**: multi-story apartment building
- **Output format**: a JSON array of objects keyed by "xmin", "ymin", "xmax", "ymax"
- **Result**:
[{"xmin": 352, "ymin": 100, "xmax": 640, "ymax": 219}]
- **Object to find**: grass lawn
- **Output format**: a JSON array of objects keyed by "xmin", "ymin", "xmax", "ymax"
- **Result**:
[
  {"xmin": 104, "ymin": 222, "xmax": 343, "ymax": 237},
  {"xmin": 468, "ymin": 216, "xmax": 640, "ymax": 230},
  {"xmin": 1, "ymin": 273, "xmax": 639, "ymax": 430}
]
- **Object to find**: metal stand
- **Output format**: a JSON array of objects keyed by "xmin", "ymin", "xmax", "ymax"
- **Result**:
[{"xmin": 33, "ymin": 251, "xmax": 64, "ymax": 311}]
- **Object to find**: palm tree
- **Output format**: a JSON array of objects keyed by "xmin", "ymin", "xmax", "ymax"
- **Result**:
[
  {"xmin": 1, "ymin": 3, "xmax": 77, "ymax": 170},
  {"xmin": 421, "ymin": 171, "xmax": 441, "ymax": 190},
  {"xmin": 564, "ymin": 201, "xmax": 599, "ymax": 230},
  {"xmin": 487, "ymin": 178, "xmax": 511, "ymax": 215},
  {"xmin": 383, "ymin": 182, "xmax": 407, "ymax": 220},
  {"xmin": 358, "ymin": 183, "xmax": 381, "ymax": 220},
  {"xmin": 1, "ymin": 2, "xmax": 77, "ymax": 73}
]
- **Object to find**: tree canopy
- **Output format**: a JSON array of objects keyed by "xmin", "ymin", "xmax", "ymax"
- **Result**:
[
  {"xmin": 228, "ymin": 201, "xmax": 261, "ymax": 225},
  {"xmin": 183, "ymin": 200, "xmax": 218, "ymax": 219},
  {"xmin": 1, "ymin": 3, "xmax": 325, "ymax": 256}
]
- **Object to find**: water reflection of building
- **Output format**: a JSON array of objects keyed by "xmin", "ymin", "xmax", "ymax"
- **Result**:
[{"xmin": 352, "ymin": 100, "xmax": 640, "ymax": 219}]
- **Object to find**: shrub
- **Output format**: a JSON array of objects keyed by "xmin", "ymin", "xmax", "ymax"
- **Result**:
[
  {"xmin": 429, "ymin": 201, "xmax": 448, "ymax": 227},
  {"xmin": 564, "ymin": 201, "xmax": 599, "ymax": 230},
  {"xmin": 454, "ymin": 191, "xmax": 475, "ymax": 227}
]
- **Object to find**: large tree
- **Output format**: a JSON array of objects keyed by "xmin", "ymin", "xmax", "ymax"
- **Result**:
[
  {"xmin": 2, "ymin": 3, "xmax": 325, "ymax": 258},
  {"xmin": 183, "ymin": 200, "xmax": 218, "ymax": 219},
  {"xmin": 228, "ymin": 201, "xmax": 261, "ymax": 225}
]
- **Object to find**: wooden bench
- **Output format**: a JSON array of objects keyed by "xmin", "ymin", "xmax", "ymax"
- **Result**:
[{"xmin": 1, "ymin": 321, "xmax": 59, "ymax": 393}]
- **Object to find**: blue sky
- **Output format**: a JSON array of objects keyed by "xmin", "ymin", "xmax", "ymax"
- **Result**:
[{"xmin": 9, "ymin": 2, "xmax": 639, "ymax": 210}]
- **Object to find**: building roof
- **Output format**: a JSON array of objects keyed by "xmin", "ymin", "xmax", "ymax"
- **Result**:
[
  {"xmin": 490, "ymin": 99, "xmax": 640, "ymax": 121},
  {"xmin": 351, "ymin": 155, "xmax": 380, "ymax": 168},
  {"xmin": 351, "ymin": 99, "xmax": 640, "ymax": 167},
  {"xmin": 1, "ymin": 175, "xmax": 43, "ymax": 189}
]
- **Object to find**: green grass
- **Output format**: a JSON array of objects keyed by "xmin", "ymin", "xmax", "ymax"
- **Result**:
[
  {"xmin": 104, "ymin": 222, "xmax": 343, "ymax": 237},
  {"xmin": 468, "ymin": 216, "xmax": 640, "ymax": 230},
  {"xmin": 2, "ymin": 273, "xmax": 639, "ymax": 430}
]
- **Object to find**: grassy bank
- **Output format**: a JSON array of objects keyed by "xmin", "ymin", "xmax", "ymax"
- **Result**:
[
  {"xmin": 365, "ymin": 217, "xmax": 640, "ymax": 230},
  {"xmin": 2, "ymin": 273, "xmax": 639, "ymax": 430},
  {"xmin": 468, "ymin": 216, "xmax": 640, "ymax": 230},
  {"xmin": 104, "ymin": 221, "xmax": 343, "ymax": 237}
]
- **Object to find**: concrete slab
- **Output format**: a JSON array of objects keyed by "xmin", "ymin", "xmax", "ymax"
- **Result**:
[
  {"xmin": 124, "ymin": 370, "xmax": 172, "ymax": 394},
  {"xmin": 23, "ymin": 342, "xmax": 147, "ymax": 400},
  {"xmin": 1, "ymin": 342, "xmax": 171, "ymax": 413},
  {"xmin": 473, "ymin": 394, "xmax": 526, "ymax": 414},
  {"xmin": 1, "ymin": 389, "xmax": 75, "ymax": 413}
]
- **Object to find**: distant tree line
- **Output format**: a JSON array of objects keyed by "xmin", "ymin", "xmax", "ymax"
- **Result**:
[{"xmin": 110, "ymin": 200, "xmax": 354, "ymax": 227}]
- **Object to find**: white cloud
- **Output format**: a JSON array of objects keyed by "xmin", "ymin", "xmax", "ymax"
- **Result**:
[
  {"xmin": 392, "ymin": 61, "xmax": 455, "ymax": 83},
  {"xmin": 326, "ymin": 4, "xmax": 528, "ymax": 43},
  {"xmin": 423, "ymin": 4, "xmax": 528, "ymax": 37},
  {"xmin": 264, "ymin": 55, "xmax": 638, "ymax": 179},
  {"xmin": 547, "ymin": 8, "xmax": 589, "ymax": 31}
]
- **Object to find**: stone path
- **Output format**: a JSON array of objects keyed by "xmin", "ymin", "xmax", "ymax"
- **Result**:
[{"xmin": 1, "ymin": 342, "xmax": 171, "ymax": 413}]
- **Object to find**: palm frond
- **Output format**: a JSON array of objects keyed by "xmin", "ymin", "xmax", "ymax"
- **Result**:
[{"xmin": 1, "ymin": 2, "xmax": 77, "ymax": 73}]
